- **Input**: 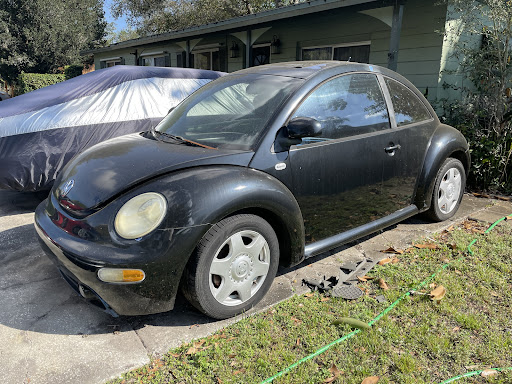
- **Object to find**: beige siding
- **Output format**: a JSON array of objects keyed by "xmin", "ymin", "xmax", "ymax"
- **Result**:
[{"xmin": 91, "ymin": 0, "xmax": 450, "ymax": 101}]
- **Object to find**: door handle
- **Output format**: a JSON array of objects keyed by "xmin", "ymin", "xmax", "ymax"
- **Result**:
[{"xmin": 385, "ymin": 144, "xmax": 401, "ymax": 153}]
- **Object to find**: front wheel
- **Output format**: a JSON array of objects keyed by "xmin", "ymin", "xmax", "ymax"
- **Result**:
[
  {"xmin": 182, "ymin": 214, "xmax": 279, "ymax": 319},
  {"xmin": 426, "ymin": 157, "xmax": 466, "ymax": 222}
]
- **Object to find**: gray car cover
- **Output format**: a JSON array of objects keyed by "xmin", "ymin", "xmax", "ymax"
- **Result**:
[{"xmin": 0, "ymin": 66, "xmax": 224, "ymax": 192}]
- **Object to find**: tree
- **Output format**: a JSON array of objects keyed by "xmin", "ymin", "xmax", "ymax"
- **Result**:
[
  {"xmin": 0, "ymin": 0, "xmax": 107, "ymax": 85},
  {"xmin": 110, "ymin": 0, "xmax": 300, "ymax": 35},
  {"xmin": 440, "ymin": 0, "xmax": 512, "ymax": 192},
  {"xmin": 106, "ymin": 24, "xmax": 140, "ymax": 45}
]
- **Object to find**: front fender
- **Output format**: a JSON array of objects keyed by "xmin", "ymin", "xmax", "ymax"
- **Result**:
[
  {"xmin": 414, "ymin": 124, "xmax": 470, "ymax": 211},
  {"xmin": 152, "ymin": 165, "xmax": 305, "ymax": 266}
]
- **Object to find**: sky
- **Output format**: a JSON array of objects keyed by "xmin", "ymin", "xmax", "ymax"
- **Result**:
[{"xmin": 103, "ymin": 0, "xmax": 128, "ymax": 33}]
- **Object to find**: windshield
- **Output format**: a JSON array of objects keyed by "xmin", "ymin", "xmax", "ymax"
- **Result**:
[{"xmin": 155, "ymin": 74, "xmax": 302, "ymax": 150}]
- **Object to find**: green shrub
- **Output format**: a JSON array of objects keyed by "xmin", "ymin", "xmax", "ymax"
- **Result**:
[
  {"xmin": 17, "ymin": 73, "xmax": 66, "ymax": 95},
  {"xmin": 64, "ymin": 65, "xmax": 83, "ymax": 80}
]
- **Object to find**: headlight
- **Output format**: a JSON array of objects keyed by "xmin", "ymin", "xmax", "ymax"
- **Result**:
[{"xmin": 114, "ymin": 192, "xmax": 167, "ymax": 239}]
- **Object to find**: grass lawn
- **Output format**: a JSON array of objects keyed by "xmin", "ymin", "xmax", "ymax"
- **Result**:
[{"xmin": 111, "ymin": 218, "xmax": 512, "ymax": 384}]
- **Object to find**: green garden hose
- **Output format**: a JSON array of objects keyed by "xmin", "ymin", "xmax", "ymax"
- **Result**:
[
  {"xmin": 259, "ymin": 215, "xmax": 511, "ymax": 384},
  {"xmin": 438, "ymin": 367, "xmax": 512, "ymax": 383}
]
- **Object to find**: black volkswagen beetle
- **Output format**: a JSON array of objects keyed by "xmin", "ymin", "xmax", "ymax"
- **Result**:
[{"xmin": 35, "ymin": 61, "xmax": 469, "ymax": 319}]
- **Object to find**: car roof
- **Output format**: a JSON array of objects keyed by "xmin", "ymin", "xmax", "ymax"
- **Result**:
[{"xmin": 229, "ymin": 61, "xmax": 384, "ymax": 79}]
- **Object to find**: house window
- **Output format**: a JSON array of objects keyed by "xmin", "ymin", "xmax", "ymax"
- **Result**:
[
  {"xmin": 192, "ymin": 49, "xmax": 220, "ymax": 71},
  {"xmin": 302, "ymin": 42, "xmax": 371, "ymax": 63},
  {"xmin": 142, "ymin": 56, "xmax": 165, "ymax": 66},
  {"xmin": 100, "ymin": 57, "xmax": 123, "ymax": 69},
  {"xmin": 139, "ymin": 52, "xmax": 169, "ymax": 67},
  {"xmin": 252, "ymin": 44, "xmax": 270, "ymax": 66},
  {"xmin": 106, "ymin": 60, "xmax": 120, "ymax": 67}
]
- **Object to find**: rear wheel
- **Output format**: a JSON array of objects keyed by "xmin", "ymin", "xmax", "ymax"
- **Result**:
[
  {"xmin": 426, "ymin": 158, "xmax": 466, "ymax": 222},
  {"xmin": 182, "ymin": 214, "xmax": 279, "ymax": 319}
]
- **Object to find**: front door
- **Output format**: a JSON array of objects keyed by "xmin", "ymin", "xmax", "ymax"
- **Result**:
[{"xmin": 287, "ymin": 73, "xmax": 410, "ymax": 243}]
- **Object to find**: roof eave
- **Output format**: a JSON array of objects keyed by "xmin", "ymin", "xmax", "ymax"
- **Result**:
[{"xmin": 82, "ymin": 0, "xmax": 380, "ymax": 56}]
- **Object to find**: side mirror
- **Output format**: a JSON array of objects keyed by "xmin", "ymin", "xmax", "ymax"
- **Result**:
[{"xmin": 286, "ymin": 117, "xmax": 322, "ymax": 139}]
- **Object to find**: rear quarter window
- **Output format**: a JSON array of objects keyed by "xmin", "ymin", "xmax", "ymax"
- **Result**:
[{"xmin": 385, "ymin": 78, "xmax": 431, "ymax": 127}]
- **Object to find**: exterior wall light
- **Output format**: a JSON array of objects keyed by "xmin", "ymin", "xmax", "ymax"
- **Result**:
[{"xmin": 271, "ymin": 35, "xmax": 281, "ymax": 54}]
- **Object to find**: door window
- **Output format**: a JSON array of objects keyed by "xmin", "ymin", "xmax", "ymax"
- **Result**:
[
  {"xmin": 384, "ymin": 78, "xmax": 431, "ymax": 126},
  {"xmin": 292, "ymin": 73, "xmax": 390, "ymax": 143}
]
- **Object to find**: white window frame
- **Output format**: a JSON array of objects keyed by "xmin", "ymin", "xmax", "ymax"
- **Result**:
[
  {"xmin": 192, "ymin": 47, "xmax": 220, "ymax": 70},
  {"xmin": 100, "ymin": 57, "xmax": 122, "ymax": 67},
  {"xmin": 139, "ymin": 51, "xmax": 166, "ymax": 67},
  {"xmin": 301, "ymin": 41, "xmax": 371, "ymax": 60}
]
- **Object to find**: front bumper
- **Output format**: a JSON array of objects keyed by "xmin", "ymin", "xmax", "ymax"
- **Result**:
[{"xmin": 34, "ymin": 196, "xmax": 205, "ymax": 316}]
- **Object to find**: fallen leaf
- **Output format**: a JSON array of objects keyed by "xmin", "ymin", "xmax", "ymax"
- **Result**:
[
  {"xmin": 185, "ymin": 347, "xmax": 198, "ymax": 355},
  {"xmin": 452, "ymin": 326, "xmax": 460, "ymax": 332},
  {"xmin": 481, "ymin": 369, "xmax": 498, "ymax": 378},
  {"xmin": 321, "ymin": 297, "xmax": 330, "ymax": 302},
  {"xmin": 170, "ymin": 353, "xmax": 180, "ymax": 358},
  {"xmin": 414, "ymin": 243, "xmax": 439, "ymax": 250},
  {"xmin": 354, "ymin": 347, "xmax": 366, "ymax": 352},
  {"xmin": 378, "ymin": 258, "xmax": 392, "ymax": 266},
  {"xmin": 391, "ymin": 258, "xmax": 399, "ymax": 264},
  {"xmin": 362, "ymin": 275, "xmax": 376, "ymax": 280},
  {"xmin": 496, "ymin": 195, "xmax": 510, "ymax": 201},
  {"xmin": 405, "ymin": 247, "xmax": 415, "ymax": 253},
  {"xmin": 228, "ymin": 354, "xmax": 236, "ymax": 358},
  {"xmin": 430, "ymin": 285, "xmax": 446, "ymax": 301},
  {"xmin": 305, "ymin": 293, "xmax": 314, "ymax": 297},
  {"xmin": 215, "ymin": 377, "xmax": 223, "ymax": 384},
  {"xmin": 357, "ymin": 275, "xmax": 368, "ymax": 282},
  {"xmin": 361, "ymin": 376, "xmax": 380, "ymax": 384},
  {"xmin": 377, "ymin": 278, "xmax": 389, "ymax": 290},
  {"xmin": 446, "ymin": 225, "xmax": 455, "ymax": 231},
  {"xmin": 380, "ymin": 247, "xmax": 404, "ymax": 254},
  {"xmin": 291, "ymin": 316, "xmax": 302, "ymax": 325},
  {"xmin": 233, "ymin": 369, "xmax": 246, "ymax": 375},
  {"xmin": 323, "ymin": 363, "xmax": 344, "ymax": 383},
  {"xmin": 193, "ymin": 340, "xmax": 205, "ymax": 348},
  {"xmin": 296, "ymin": 338, "xmax": 300, "ymax": 346},
  {"xmin": 472, "ymin": 192, "xmax": 490, "ymax": 198},
  {"xmin": 448, "ymin": 243, "xmax": 457, "ymax": 250}
]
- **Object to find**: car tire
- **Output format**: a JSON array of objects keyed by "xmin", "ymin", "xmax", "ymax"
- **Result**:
[
  {"xmin": 426, "ymin": 157, "xmax": 466, "ymax": 222},
  {"xmin": 182, "ymin": 214, "xmax": 279, "ymax": 319}
]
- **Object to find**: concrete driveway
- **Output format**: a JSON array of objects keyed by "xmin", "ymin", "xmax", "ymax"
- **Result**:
[{"xmin": 1, "ymin": 190, "xmax": 510, "ymax": 384}]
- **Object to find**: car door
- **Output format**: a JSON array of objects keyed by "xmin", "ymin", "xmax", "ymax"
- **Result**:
[
  {"xmin": 380, "ymin": 76, "xmax": 437, "ymax": 206},
  {"xmin": 287, "ymin": 72, "xmax": 409, "ymax": 243}
]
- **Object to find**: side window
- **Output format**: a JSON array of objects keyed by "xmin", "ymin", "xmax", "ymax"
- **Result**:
[
  {"xmin": 292, "ymin": 73, "xmax": 390, "ymax": 142},
  {"xmin": 385, "ymin": 78, "xmax": 431, "ymax": 126}
]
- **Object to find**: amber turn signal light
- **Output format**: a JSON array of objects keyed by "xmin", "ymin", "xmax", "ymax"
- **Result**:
[{"xmin": 98, "ymin": 268, "xmax": 145, "ymax": 283}]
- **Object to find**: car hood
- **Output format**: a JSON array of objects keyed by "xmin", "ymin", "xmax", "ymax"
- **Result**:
[{"xmin": 52, "ymin": 133, "xmax": 254, "ymax": 215}]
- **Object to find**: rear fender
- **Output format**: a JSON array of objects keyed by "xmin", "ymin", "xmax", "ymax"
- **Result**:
[{"xmin": 414, "ymin": 124, "xmax": 470, "ymax": 211}]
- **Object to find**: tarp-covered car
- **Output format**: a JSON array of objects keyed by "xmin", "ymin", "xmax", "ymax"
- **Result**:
[{"xmin": 0, "ymin": 66, "xmax": 224, "ymax": 192}]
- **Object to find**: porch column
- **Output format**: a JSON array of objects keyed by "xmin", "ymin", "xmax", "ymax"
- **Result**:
[
  {"xmin": 186, "ymin": 40, "xmax": 191, "ymax": 68},
  {"xmin": 387, "ymin": 2, "xmax": 404, "ymax": 71},
  {"xmin": 245, "ymin": 30, "xmax": 252, "ymax": 69}
]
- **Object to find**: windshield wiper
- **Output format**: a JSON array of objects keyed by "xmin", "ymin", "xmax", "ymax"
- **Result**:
[{"xmin": 152, "ymin": 128, "xmax": 217, "ymax": 150}]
